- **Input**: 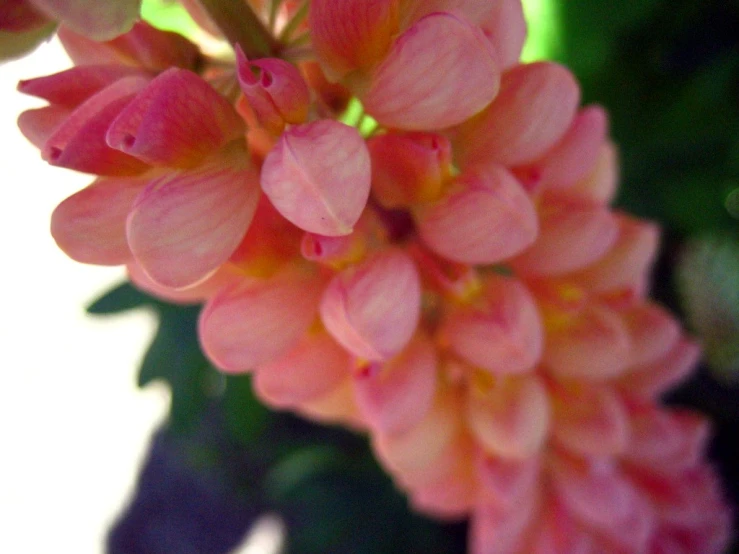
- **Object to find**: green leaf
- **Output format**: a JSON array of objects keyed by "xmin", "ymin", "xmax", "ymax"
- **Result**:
[{"xmin": 86, "ymin": 281, "xmax": 154, "ymax": 315}]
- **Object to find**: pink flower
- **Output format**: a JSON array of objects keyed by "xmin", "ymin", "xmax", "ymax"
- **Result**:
[{"xmin": 17, "ymin": 2, "xmax": 731, "ymax": 552}]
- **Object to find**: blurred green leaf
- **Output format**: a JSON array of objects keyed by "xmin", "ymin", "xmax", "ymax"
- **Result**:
[
  {"xmin": 141, "ymin": 0, "xmax": 201, "ymax": 38},
  {"xmin": 86, "ymin": 282, "xmax": 153, "ymax": 314}
]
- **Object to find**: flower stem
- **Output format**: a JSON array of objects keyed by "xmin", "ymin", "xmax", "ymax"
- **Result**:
[{"xmin": 198, "ymin": 0, "xmax": 281, "ymax": 58}]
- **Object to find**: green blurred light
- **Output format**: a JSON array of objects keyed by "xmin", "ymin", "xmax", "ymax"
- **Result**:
[
  {"xmin": 141, "ymin": 0, "xmax": 201, "ymax": 37},
  {"xmin": 521, "ymin": 0, "xmax": 563, "ymax": 62}
]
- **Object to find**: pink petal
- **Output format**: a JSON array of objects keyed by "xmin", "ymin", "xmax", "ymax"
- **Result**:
[
  {"xmin": 617, "ymin": 338, "xmax": 701, "ymax": 398},
  {"xmin": 127, "ymin": 149, "xmax": 260, "ymax": 289},
  {"xmin": 550, "ymin": 455, "xmax": 652, "ymax": 549},
  {"xmin": 623, "ymin": 302, "xmax": 681, "ymax": 368},
  {"xmin": 236, "ymin": 47, "xmax": 310, "ymax": 134},
  {"xmin": 550, "ymin": 383, "xmax": 629, "ymax": 456},
  {"xmin": 441, "ymin": 274, "xmax": 543, "ymax": 375},
  {"xmin": 516, "ymin": 105, "xmax": 608, "ymax": 192},
  {"xmin": 253, "ymin": 330, "xmax": 352, "ymax": 408},
  {"xmin": 469, "ymin": 498, "xmax": 537, "ymax": 554},
  {"xmin": 415, "ymin": 165, "xmax": 538, "ymax": 264},
  {"xmin": 476, "ymin": 453, "xmax": 540, "ymax": 510},
  {"xmin": 320, "ymin": 249, "xmax": 421, "ymax": 361},
  {"xmin": 543, "ymin": 304, "xmax": 632, "ymax": 381},
  {"xmin": 454, "ymin": 62, "xmax": 580, "ymax": 167},
  {"xmin": 512, "ymin": 195, "xmax": 619, "ymax": 277},
  {"xmin": 568, "ymin": 141, "xmax": 619, "ymax": 204},
  {"xmin": 368, "ymin": 131, "xmax": 452, "ymax": 209},
  {"xmin": 354, "ymin": 333, "xmax": 438, "ymax": 435},
  {"xmin": 309, "ymin": 0, "xmax": 400, "ymax": 81},
  {"xmin": 363, "ymin": 12, "xmax": 500, "ymax": 130},
  {"xmin": 260, "ymin": 120, "xmax": 370, "ymax": 236},
  {"xmin": 295, "ymin": 377, "xmax": 365, "ymax": 430},
  {"xmin": 199, "ymin": 271, "xmax": 323, "ymax": 373},
  {"xmin": 467, "ymin": 375, "xmax": 550, "ymax": 459},
  {"xmin": 30, "ymin": 0, "xmax": 140, "ymax": 40},
  {"xmin": 51, "ymin": 175, "xmax": 148, "ymax": 265},
  {"xmin": 58, "ymin": 21, "xmax": 200, "ymax": 70},
  {"xmin": 372, "ymin": 390, "xmax": 462, "ymax": 484},
  {"xmin": 17, "ymin": 65, "xmax": 148, "ymax": 107},
  {"xmin": 107, "ymin": 68, "xmax": 245, "ymax": 168},
  {"xmin": 42, "ymin": 75, "xmax": 151, "ymax": 175},
  {"xmin": 17, "ymin": 105, "xmax": 70, "ymax": 148},
  {"xmin": 569, "ymin": 213, "xmax": 660, "ymax": 294},
  {"xmin": 127, "ymin": 262, "xmax": 238, "ymax": 305},
  {"xmin": 410, "ymin": 457, "xmax": 477, "ymax": 521},
  {"xmin": 401, "ymin": 0, "xmax": 527, "ymax": 69},
  {"xmin": 624, "ymin": 407, "xmax": 710, "ymax": 473}
]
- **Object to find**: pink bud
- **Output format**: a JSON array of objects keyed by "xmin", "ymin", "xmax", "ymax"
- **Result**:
[
  {"xmin": 550, "ymin": 383, "xmax": 629, "ymax": 456},
  {"xmin": 476, "ymin": 453, "xmax": 539, "ymax": 510},
  {"xmin": 624, "ymin": 407, "xmax": 710, "ymax": 474},
  {"xmin": 623, "ymin": 302, "xmax": 681, "ymax": 368},
  {"xmin": 454, "ymin": 62, "xmax": 580, "ymax": 167},
  {"xmin": 51, "ymin": 175, "xmax": 147, "ymax": 265},
  {"xmin": 107, "ymin": 68, "xmax": 245, "ymax": 168},
  {"xmin": 354, "ymin": 333, "xmax": 438, "ymax": 435},
  {"xmin": 199, "ymin": 271, "xmax": 324, "ymax": 373},
  {"xmin": 309, "ymin": 0, "xmax": 400, "ymax": 81},
  {"xmin": 362, "ymin": 12, "xmax": 500, "ymax": 130},
  {"xmin": 516, "ymin": 105, "xmax": 608, "ymax": 191},
  {"xmin": 441, "ymin": 274, "xmax": 543, "ymax": 375},
  {"xmin": 42, "ymin": 75, "xmax": 150, "ymax": 175},
  {"xmin": 57, "ymin": 21, "xmax": 200, "ymax": 70},
  {"xmin": 368, "ymin": 132, "xmax": 451, "ymax": 209},
  {"xmin": 617, "ymin": 338, "xmax": 701, "ymax": 399},
  {"xmin": 511, "ymin": 195, "xmax": 619, "ymax": 277},
  {"xmin": 261, "ymin": 120, "xmax": 371, "ymax": 236},
  {"xmin": 568, "ymin": 141, "xmax": 619, "ymax": 204},
  {"xmin": 320, "ymin": 249, "xmax": 421, "ymax": 361},
  {"xmin": 467, "ymin": 375, "xmax": 550, "ymax": 459},
  {"xmin": 18, "ymin": 65, "xmax": 147, "ymax": 107},
  {"xmin": 415, "ymin": 165, "xmax": 538, "ymax": 264},
  {"xmin": 550, "ymin": 455, "xmax": 650, "ymax": 548},
  {"xmin": 126, "ymin": 147, "xmax": 260, "ymax": 289},
  {"xmin": 253, "ymin": 330, "xmax": 352, "ymax": 408},
  {"xmin": 236, "ymin": 47, "xmax": 309, "ymax": 134},
  {"xmin": 569, "ymin": 213, "xmax": 660, "ymax": 294}
]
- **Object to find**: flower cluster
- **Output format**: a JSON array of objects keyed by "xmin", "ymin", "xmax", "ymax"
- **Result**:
[{"xmin": 13, "ymin": 0, "xmax": 731, "ymax": 552}]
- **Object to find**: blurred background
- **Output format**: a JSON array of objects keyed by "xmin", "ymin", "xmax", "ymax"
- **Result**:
[{"xmin": 1, "ymin": 0, "xmax": 738, "ymax": 552}]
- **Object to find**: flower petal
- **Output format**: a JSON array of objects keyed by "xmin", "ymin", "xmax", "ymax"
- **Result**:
[
  {"xmin": 254, "ymin": 330, "xmax": 352, "ymax": 408},
  {"xmin": 320, "ymin": 249, "xmax": 421, "ymax": 361},
  {"xmin": 42, "ymin": 75, "xmax": 150, "ymax": 175},
  {"xmin": 199, "ymin": 271, "xmax": 323, "ymax": 373},
  {"xmin": 107, "ymin": 68, "xmax": 245, "ymax": 168},
  {"xmin": 441, "ymin": 275, "xmax": 543, "ymax": 375},
  {"xmin": 51, "ymin": 175, "xmax": 148, "ymax": 265},
  {"xmin": 354, "ymin": 333, "xmax": 438, "ymax": 435},
  {"xmin": 363, "ymin": 12, "xmax": 500, "ymax": 130},
  {"xmin": 127, "ymin": 148, "xmax": 260, "ymax": 289},
  {"xmin": 544, "ymin": 304, "xmax": 632, "ymax": 381},
  {"xmin": 309, "ymin": 0, "xmax": 399, "ymax": 81},
  {"xmin": 454, "ymin": 62, "xmax": 580, "ymax": 167},
  {"xmin": 512, "ymin": 195, "xmax": 619, "ymax": 277},
  {"xmin": 260, "ymin": 120, "xmax": 371, "ymax": 236},
  {"xmin": 415, "ymin": 165, "xmax": 538, "ymax": 264},
  {"xmin": 467, "ymin": 375, "xmax": 550, "ymax": 459}
]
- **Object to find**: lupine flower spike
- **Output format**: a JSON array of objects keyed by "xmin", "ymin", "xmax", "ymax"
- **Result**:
[{"xmin": 15, "ymin": 0, "xmax": 731, "ymax": 552}]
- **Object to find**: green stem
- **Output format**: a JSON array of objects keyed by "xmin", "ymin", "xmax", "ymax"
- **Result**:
[{"xmin": 198, "ymin": 0, "xmax": 281, "ymax": 58}]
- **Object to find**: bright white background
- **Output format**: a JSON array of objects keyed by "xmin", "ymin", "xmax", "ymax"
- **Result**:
[{"xmin": 0, "ymin": 39, "xmax": 168, "ymax": 553}]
